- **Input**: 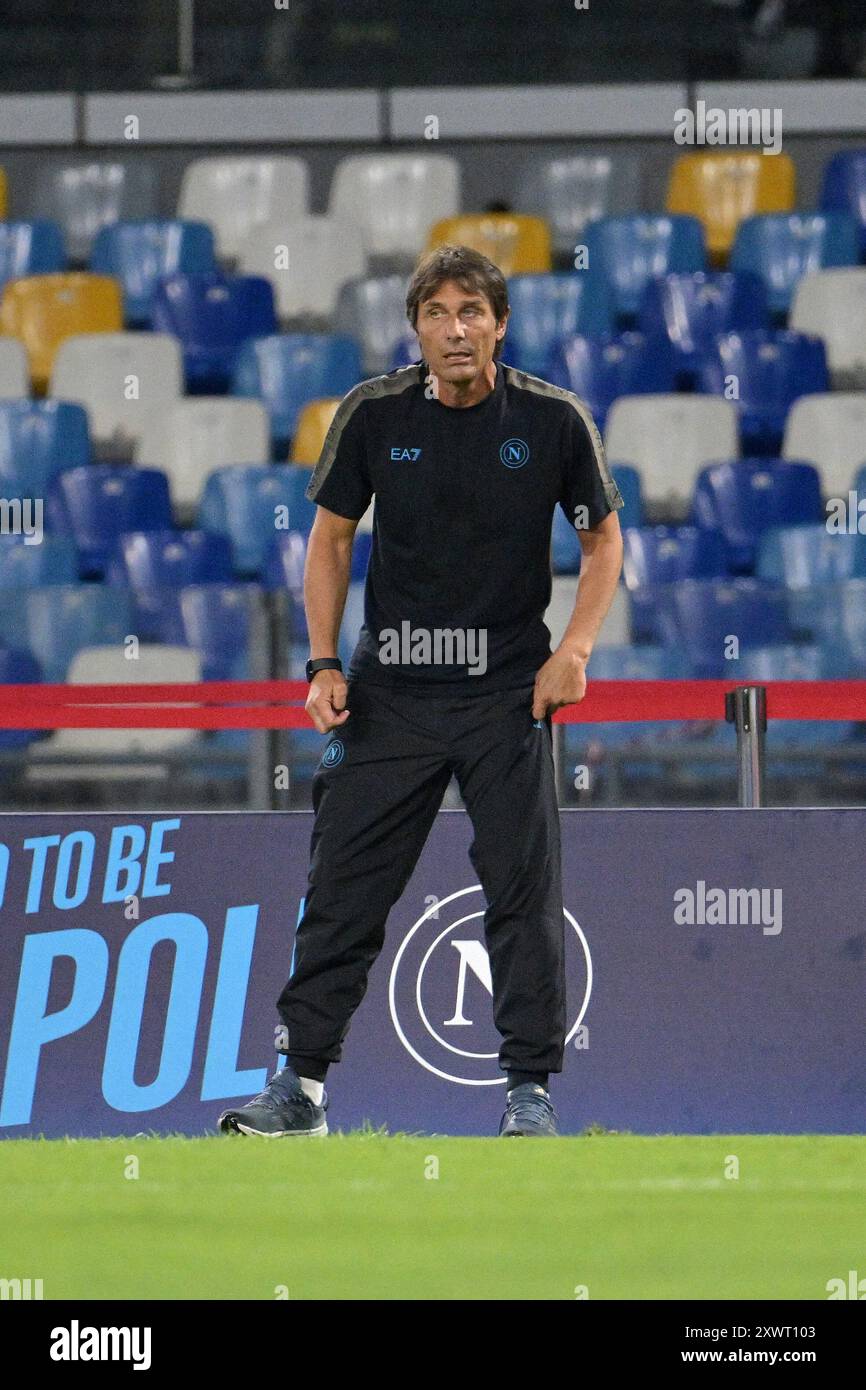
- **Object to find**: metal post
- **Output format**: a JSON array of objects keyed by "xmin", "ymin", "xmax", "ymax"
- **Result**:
[
  {"xmin": 725, "ymin": 685, "xmax": 767, "ymax": 808},
  {"xmin": 178, "ymin": 0, "xmax": 195, "ymax": 77}
]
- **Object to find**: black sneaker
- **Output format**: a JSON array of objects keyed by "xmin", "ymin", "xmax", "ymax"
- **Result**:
[
  {"xmin": 498, "ymin": 1082, "xmax": 559, "ymax": 1137},
  {"xmin": 218, "ymin": 1065, "xmax": 328, "ymax": 1137}
]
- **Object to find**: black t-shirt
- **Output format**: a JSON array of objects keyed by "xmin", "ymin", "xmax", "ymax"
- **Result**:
[{"xmin": 305, "ymin": 358, "xmax": 623, "ymax": 690}]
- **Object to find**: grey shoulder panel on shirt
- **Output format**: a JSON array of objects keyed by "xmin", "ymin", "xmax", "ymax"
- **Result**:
[
  {"xmin": 502, "ymin": 364, "xmax": 623, "ymax": 512},
  {"xmin": 305, "ymin": 364, "xmax": 420, "ymax": 502}
]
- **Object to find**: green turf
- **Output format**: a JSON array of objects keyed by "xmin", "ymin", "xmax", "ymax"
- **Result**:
[{"xmin": 1, "ymin": 1134, "xmax": 864, "ymax": 1300}]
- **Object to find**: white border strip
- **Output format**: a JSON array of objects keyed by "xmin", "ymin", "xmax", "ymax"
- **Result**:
[
  {"xmin": 0, "ymin": 94, "xmax": 77, "ymax": 145},
  {"xmin": 84, "ymin": 89, "xmax": 382, "ymax": 144},
  {"xmin": 390, "ymin": 84, "xmax": 687, "ymax": 139},
  {"xmin": 695, "ymin": 80, "xmax": 866, "ymax": 134}
]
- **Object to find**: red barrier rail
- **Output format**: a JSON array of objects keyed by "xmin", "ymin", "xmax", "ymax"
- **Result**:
[{"xmin": 0, "ymin": 679, "xmax": 864, "ymax": 728}]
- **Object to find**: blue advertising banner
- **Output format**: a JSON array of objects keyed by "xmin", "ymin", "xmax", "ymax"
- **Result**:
[{"xmin": 0, "ymin": 809, "xmax": 862, "ymax": 1138}]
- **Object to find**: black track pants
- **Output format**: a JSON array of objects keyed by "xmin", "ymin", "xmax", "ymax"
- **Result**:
[{"xmin": 276, "ymin": 677, "xmax": 566, "ymax": 1079}]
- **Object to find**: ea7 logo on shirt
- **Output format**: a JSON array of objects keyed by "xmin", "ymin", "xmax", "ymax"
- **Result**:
[{"xmin": 390, "ymin": 447, "xmax": 421, "ymax": 461}]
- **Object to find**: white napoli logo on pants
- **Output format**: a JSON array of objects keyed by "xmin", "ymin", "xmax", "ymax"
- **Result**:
[{"xmin": 388, "ymin": 885, "xmax": 591, "ymax": 1085}]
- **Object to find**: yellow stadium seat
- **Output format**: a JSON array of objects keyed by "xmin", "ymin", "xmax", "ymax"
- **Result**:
[
  {"xmin": 0, "ymin": 273, "xmax": 123, "ymax": 392},
  {"xmin": 666, "ymin": 152, "xmax": 796, "ymax": 263},
  {"xmin": 0, "ymin": 168, "xmax": 7, "ymax": 219},
  {"xmin": 291, "ymin": 398, "xmax": 342, "ymax": 465},
  {"xmin": 426, "ymin": 214, "xmax": 552, "ymax": 274}
]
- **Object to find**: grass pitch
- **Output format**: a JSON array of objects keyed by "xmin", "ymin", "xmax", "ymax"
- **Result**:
[{"xmin": 2, "ymin": 1133, "xmax": 864, "ymax": 1300}]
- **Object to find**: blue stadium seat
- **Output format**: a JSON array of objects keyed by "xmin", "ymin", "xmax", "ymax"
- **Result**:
[
  {"xmin": 551, "ymin": 505, "xmax": 583, "ymax": 575},
  {"xmin": 757, "ymin": 523, "xmax": 866, "ymax": 637},
  {"xmin": 583, "ymin": 215, "xmax": 707, "ymax": 323},
  {"xmin": 231, "ymin": 335, "xmax": 363, "ymax": 451},
  {"xmin": 388, "ymin": 333, "xmax": 420, "ymax": 370},
  {"xmin": 610, "ymin": 464, "xmax": 642, "ymax": 530},
  {"xmin": 46, "ymin": 464, "xmax": 173, "ymax": 578},
  {"xmin": 622, "ymin": 525, "xmax": 730, "ymax": 640},
  {"xmin": 90, "ymin": 219, "xmax": 217, "ymax": 327},
  {"xmin": 151, "ymin": 271, "xmax": 278, "ymax": 392},
  {"xmin": 503, "ymin": 273, "xmax": 614, "ymax": 374},
  {"xmin": 548, "ymin": 332, "xmax": 678, "ymax": 430},
  {"xmin": 654, "ymin": 577, "xmax": 790, "ymax": 677},
  {"xmin": 5, "ymin": 585, "xmax": 136, "ymax": 683},
  {"xmin": 0, "ymin": 220, "xmax": 65, "ymax": 291},
  {"xmin": 0, "ymin": 534, "xmax": 79, "ymax": 587},
  {"xmin": 731, "ymin": 213, "xmax": 861, "ymax": 319},
  {"xmin": 565, "ymin": 644, "xmax": 694, "ymax": 780},
  {"xmin": 0, "ymin": 646, "xmax": 43, "ymax": 750},
  {"xmin": 111, "ymin": 529, "xmax": 234, "ymax": 642},
  {"xmin": 351, "ymin": 531, "xmax": 372, "ymax": 581},
  {"xmin": 690, "ymin": 458, "xmax": 823, "ymax": 573},
  {"xmin": 698, "ymin": 329, "xmax": 829, "ymax": 456},
  {"xmin": 812, "ymin": 579, "xmax": 866, "ymax": 675},
  {"xmin": 637, "ymin": 270, "xmax": 770, "ymax": 379},
  {"xmin": 197, "ymin": 464, "xmax": 316, "ymax": 577},
  {"xmin": 178, "ymin": 583, "xmax": 258, "ymax": 681},
  {"xmin": 819, "ymin": 151, "xmax": 866, "ymax": 257},
  {"xmin": 0, "ymin": 400, "xmax": 90, "ymax": 498}
]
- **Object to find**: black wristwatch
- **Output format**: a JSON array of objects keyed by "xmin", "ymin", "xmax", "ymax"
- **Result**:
[{"xmin": 306, "ymin": 657, "xmax": 343, "ymax": 683}]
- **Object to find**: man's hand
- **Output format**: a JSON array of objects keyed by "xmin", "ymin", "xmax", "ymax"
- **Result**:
[
  {"xmin": 532, "ymin": 646, "xmax": 588, "ymax": 721},
  {"xmin": 306, "ymin": 669, "xmax": 350, "ymax": 733}
]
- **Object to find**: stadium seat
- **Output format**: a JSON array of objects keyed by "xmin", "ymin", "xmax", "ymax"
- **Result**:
[
  {"xmin": 111, "ymin": 529, "xmax": 234, "ymax": 642},
  {"xmin": 0, "ymin": 221, "xmax": 65, "ymax": 291},
  {"xmin": 138, "ymin": 397, "xmax": 271, "ymax": 511},
  {"xmin": 819, "ymin": 150, "xmax": 866, "ymax": 257},
  {"xmin": 27, "ymin": 159, "xmax": 158, "ymax": 263},
  {"xmin": 622, "ymin": 525, "xmax": 730, "ymax": 640},
  {"xmin": 46, "ymin": 464, "xmax": 174, "ymax": 578},
  {"xmin": 0, "ymin": 646, "xmax": 43, "ymax": 751},
  {"xmin": 551, "ymin": 506, "xmax": 583, "ymax": 575},
  {"xmin": 583, "ymin": 215, "xmax": 707, "ymax": 323},
  {"xmin": 3, "ymin": 584, "xmax": 136, "ymax": 683},
  {"xmin": 548, "ymin": 332, "xmax": 678, "ymax": 431},
  {"xmin": 0, "ymin": 337, "xmax": 28, "ymax": 397},
  {"xmin": 328, "ymin": 154, "xmax": 460, "ymax": 263},
  {"xmin": 426, "ymin": 215, "xmax": 552, "ymax": 276},
  {"xmin": 50, "ymin": 332, "xmax": 183, "ymax": 456},
  {"xmin": 789, "ymin": 269, "xmax": 866, "ymax": 388},
  {"xmin": 0, "ymin": 399, "xmax": 90, "ymax": 497},
  {"xmin": 0, "ymin": 272, "xmax": 123, "ymax": 392},
  {"xmin": 0, "ymin": 534, "xmax": 79, "ymax": 588},
  {"xmin": 26, "ymin": 644, "xmax": 201, "ymax": 766},
  {"xmin": 197, "ymin": 464, "xmax": 312, "ymax": 576},
  {"xmin": 333, "ymin": 275, "xmax": 412, "ymax": 375},
  {"xmin": 698, "ymin": 329, "xmax": 829, "ymax": 455},
  {"xmin": 573, "ymin": 643, "xmax": 693, "ymax": 763},
  {"xmin": 388, "ymin": 334, "xmax": 421, "ymax": 371},
  {"xmin": 812, "ymin": 579, "xmax": 866, "ymax": 676},
  {"xmin": 611, "ymin": 464, "xmax": 642, "ymax": 530},
  {"xmin": 666, "ymin": 152, "xmax": 796, "ymax": 262},
  {"xmin": 151, "ymin": 271, "xmax": 278, "ymax": 393},
  {"xmin": 90, "ymin": 219, "xmax": 217, "ymax": 326},
  {"xmin": 545, "ymin": 576, "xmax": 631, "ymax": 648},
  {"xmin": 178, "ymin": 583, "xmax": 260, "ymax": 681},
  {"xmin": 515, "ymin": 153, "xmax": 642, "ymax": 262},
  {"xmin": 783, "ymin": 394, "xmax": 866, "ymax": 498},
  {"xmin": 604, "ymin": 395, "xmax": 739, "ymax": 507},
  {"xmin": 265, "ymin": 529, "xmax": 307, "ymax": 596},
  {"xmin": 731, "ymin": 213, "xmax": 860, "ymax": 318},
  {"xmin": 231, "ymin": 334, "xmax": 362, "ymax": 451},
  {"xmin": 178, "ymin": 156, "xmax": 310, "ymax": 264},
  {"xmin": 691, "ymin": 458, "xmax": 823, "ymax": 572},
  {"xmin": 290, "ymin": 400, "xmax": 341, "ymax": 465},
  {"xmin": 757, "ymin": 523, "xmax": 866, "ymax": 636},
  {"xmin": 637, "ymin": 271, "xmax": 770, "ymax": 379},
  {"xmin": 503, "ymin": 273, "xmax": 614, "ymax": 375},
  {"xmin": 654, "ymin": 577, "xmax": 790, "ymax": 677},
  {"xmin": 238, "ymin": 216, "xmax": 365, "ymax": 322}
]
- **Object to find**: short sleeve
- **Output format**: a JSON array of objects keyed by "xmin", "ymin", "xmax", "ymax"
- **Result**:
[
  {"xmin": 558, "ymin": 395, "xmax": 623, "ymax": 531},
  {"xmin": 305, "ymin": 386, "xmax": 373, "ymax": 520}
]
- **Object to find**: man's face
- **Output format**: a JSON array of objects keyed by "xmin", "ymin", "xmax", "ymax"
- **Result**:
[{"xmin": 414, "ymin": 279, "xmax": 508, "ymax": 386}]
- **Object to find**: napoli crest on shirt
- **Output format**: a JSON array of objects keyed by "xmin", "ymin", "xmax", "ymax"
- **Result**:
[
  {"xmin": 321, "ymin": 739, "xmax": 345, "ymax": 768},
  {"xmin": 499, "ymin": 437, "xmax": 530, "ymax": 469}
]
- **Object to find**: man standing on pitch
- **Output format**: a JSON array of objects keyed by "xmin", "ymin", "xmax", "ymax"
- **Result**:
[{"xmin": 220, "ymin": 244, "xmax": 623, "ymax": 1139}]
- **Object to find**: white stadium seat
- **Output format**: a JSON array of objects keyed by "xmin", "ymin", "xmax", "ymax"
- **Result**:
[
  {"xmin": 516, "ymin": 153, "xmax": 642, "ymax": 259},
  {"xmin": 790, "ymin": 268, "xmax": 866, "ymax": 387},
  {"xmin": 27, "ymin": 644, "xmax": 202, "ymax": 777},
  {"xmin": 237, "ymin": 216, "xmax": 365, "ymax": 320},
  {"xmin": 545, "ymin": 577, "xmax": 631, "ymax": 647},
  {"xmin": 605, "ymin": 395, "xmax": 739, "ymax": 507},
  {"xmin": 333, "ymin": 275, "xmax": 411, "ymax": 374},
  {"xmin": 138, "ymin": 398, "xmax": 270, "ymax": 509},
  {"xmin": 50, "ymin": 332, "xmax": 183, "ymax": 454},
  {"xmin": 178, "ymin": 156, "xmax": 310, "ymax": 263},
  {"xmin": 328, "ymin": 154, "xmax": 461, "ymax": 261},
  {"xmin": 783, "ymin": 393, "xmax": 866, "ymax": 497},
  {"xmin": 0, "ymin": 336, "xmax": 29, "ymax": 397}
]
